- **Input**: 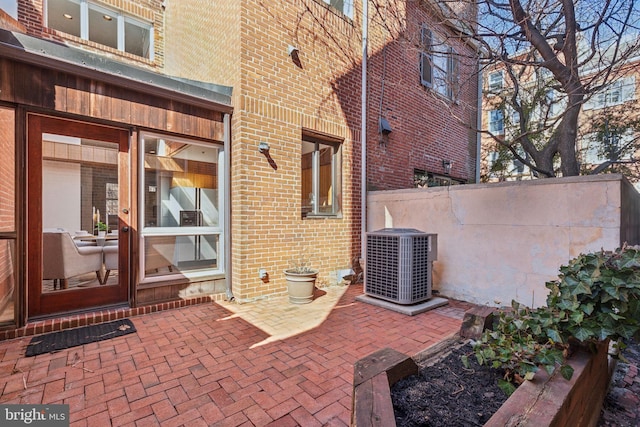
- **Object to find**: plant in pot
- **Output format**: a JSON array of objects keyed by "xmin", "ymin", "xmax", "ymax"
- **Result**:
[
  {"xmin": 284, "ymin": 259, "xmax": 318, "ymax": 304},
  {"xmin": 467, "ymin": 244, "xmax": 640, "ymax": 395},
  {"xmin": 96, "ymin": 221, "xmax": 108, "ymax": 237}
]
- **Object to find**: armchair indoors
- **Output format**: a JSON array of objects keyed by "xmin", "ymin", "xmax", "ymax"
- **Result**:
[
  {"xmin": 144, "ymin": 236, "xmax": 176, "ymax": 274},
  {"xmin": 102, "ymin": 245, "xmax": 118, "ymax": 284},
  {"xmin": 42, "ymin": 231, "xmax": 103, "ymax": 289}
]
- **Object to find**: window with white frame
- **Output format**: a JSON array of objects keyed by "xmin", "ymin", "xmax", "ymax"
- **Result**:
[
  {"xmin": 321, "ymin": 0, "xmax": 353, "ymax": 19},
  {"xmin": 301, "ymin": 130, "xmax": 342, "ymax": 218},
  {"xmin": 505, "ymin": 107, "xmax": 521, "ymax": 140},
  {"xmin": 584, "ymin": 76, "xmax": 636, "ymax": 110},
  {"xmin": 581, "ymin": 131, "xmax": 634, "ymax": 165},
  {"xmin": 420, "ymin": 26, "xmax": 458, "ymax": 99},
  {"xmin": 545, "ymin": 90, "xmax": 562, "ymax": 117},
  {"xmin": 105, "ymin": 182, "xmax": 118, "ymax": 230},
  {"xmin": 46, "ymin": 0, "xmax": 153, "ymax": 60},
  {"xmin": 488, "ymin": 71, "xmax": 503, "ymax": 92},
  {"xmin": 139, "ymin": 133, "xmax": 224, "ymax": 282},
  {"xmin": 488, "ymin": 151, "xmax": 499, "ymax": 164},
  {"xmin": 488, "ymin": 109, "xmax": 504, "ymax": 134}
]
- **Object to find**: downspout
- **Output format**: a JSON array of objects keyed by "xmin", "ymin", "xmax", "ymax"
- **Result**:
[
  {"xmin": 361, "ymin": 0, "xmax": 368, "ymax": 263},
  {"xmin": 224, "ymin": 112, "xmax": 234, "ymax": 301},
  {"xmin": 475, "ymin": 62, "xmax": 483, "ymax": 183}
]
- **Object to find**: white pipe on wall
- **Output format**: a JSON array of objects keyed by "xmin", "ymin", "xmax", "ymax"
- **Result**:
[
  {"xmin": 476, "ymin": 65, "xmax": 483, "ymax": 183},
  {"xmin": 361, "ymin": 0, "xmax": 368, "ymax": 262}
]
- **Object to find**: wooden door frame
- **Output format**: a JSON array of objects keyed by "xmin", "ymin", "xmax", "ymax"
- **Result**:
[{"xmin": 27, "ymin": 114, "xmax": 130, "ymax": 317}]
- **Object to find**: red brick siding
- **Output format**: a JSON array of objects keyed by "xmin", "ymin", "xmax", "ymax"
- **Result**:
[
  {"xmin": 0, "ymin": 107, "xmax": 15, "ymax": 319},
  {"xmin": 365, "ymin": 1, "xmax": 478, "ymax": 190}
]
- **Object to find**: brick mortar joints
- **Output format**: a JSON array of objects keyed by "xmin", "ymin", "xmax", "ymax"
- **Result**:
[{"xmin": 239, "ymin": 94, "xmax": 359, "ymax": 141}]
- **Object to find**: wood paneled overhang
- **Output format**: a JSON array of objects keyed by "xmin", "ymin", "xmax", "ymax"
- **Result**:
[{"xmin": 0, "ymin": 28, "xmax": 232, "ymax": 140}]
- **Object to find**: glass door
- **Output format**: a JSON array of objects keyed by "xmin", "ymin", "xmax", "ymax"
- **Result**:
[{"xmin": 27, "ymin": 115, "xmax": 130, "ymax": 317}]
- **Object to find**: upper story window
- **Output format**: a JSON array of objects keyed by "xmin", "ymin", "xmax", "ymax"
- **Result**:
[
  {"xmin": 488, "ymin": 71, "xmax": 503, "ymax": 92},
  {"xmin": 488, "ymin": 109, "xmax": 504, "ymax": 134},
  {"xmin": 584, "ymin": 76, "xmax": 636, "ymax": 110},
  {"xmin": 45, "ymin": 0, "xmax": 154, "ymax": 60},
  {"xmin": 414, "ymin": 169, "xmax": 464, "ymax": 187},
  {"xmin": 321, "ymin": 0, "xmax": 353, "ymax": 19},
  {"xmin": 581, "ymin": 131, "xmax": 634, "ymax": 165},
  {"xmin": 301, "ymin": 129, "xmax": 342, "ymax": 218},
  {"xmin": 420, "ymin": 26, "xmax": 458, "ymax": 100}
]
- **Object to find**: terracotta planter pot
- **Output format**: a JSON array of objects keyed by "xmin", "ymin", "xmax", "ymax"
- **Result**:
[{"xmin": 284, "ymin": 269, "xmax": 318, "ymax": 304}]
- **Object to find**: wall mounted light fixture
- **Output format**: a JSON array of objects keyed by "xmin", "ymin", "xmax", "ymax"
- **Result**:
[
  {"xmin": 258, "ymin": 142, "xmax": 270, "ymax": 153},
  {"xmin": 442, "ymin": 160, "xmax": 452, "ymax": 175},
  {"xmin": 379, "ymin": 117, "xmax": 392, "ymax": 135},
  {"xmin": 259, "ymin": 142, "xmax": 278, "ymax": 170},
  {"xmin": 288, "ymin": 45, "xmax": 303, "ymax": 68}
]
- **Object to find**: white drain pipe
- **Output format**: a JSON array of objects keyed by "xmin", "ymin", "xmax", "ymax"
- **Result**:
[{"xmin": 361, "ymin": 0, "xmax": 368, "ymax": 266}]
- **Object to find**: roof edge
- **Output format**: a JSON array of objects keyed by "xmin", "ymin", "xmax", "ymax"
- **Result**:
[{"xmin": 0, "ymin": 28, "xmax": 233, "ymax": 113}]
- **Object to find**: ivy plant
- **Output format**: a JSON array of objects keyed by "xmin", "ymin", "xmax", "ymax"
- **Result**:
[{"xmin": 464, "ymin": 245, "xmax": 640, "ymax": 395}]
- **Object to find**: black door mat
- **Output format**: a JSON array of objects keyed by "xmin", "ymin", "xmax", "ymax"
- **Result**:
[{"xmin": 25, "ymin": 319, "xmax": 137, "ymax": 357}]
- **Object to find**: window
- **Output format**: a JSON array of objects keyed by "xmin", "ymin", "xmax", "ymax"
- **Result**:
[
  {"xmin": 301, "ymin": 130, "xmax": 342, "ymax": 218},
  {"xmin": 510, "ymin": 108, "xmax": 520, "ymax": 125},
  {"xmin": 105, "ymin": 182, "xmax": 118, "ymax": 230},
  {"xmin": 581, "ymin": 131, "xmax": 634, "ymax": 165},
  {"xmin": 321, "ymin": 0, "xmax": 353, "ymax": 19},
  {"xmin": 488, "ymin": 109, "xmax": 504, "ymax": 134},
  {"xmin": 545, "ymin": 90, "xmax": 562, "ymax": 117},
  {"xmin": 414, "ymin": 169, "xmax": 464, "ymax": 188},
  {"xmin": 46, "ymin": 0, "xmax": 153, "ymax": 60},
  {"xmin": 140, "ymin": 133, "xmax": 224, "ymax": 282},
  {"xmin": 420, "ymin": 26, "xmax": 458, "ymax": 99},
  {"xmin": 584, "ymin": 76, "xmax": 636, "ymax": 110},
  {"xmin": 488, "ymin": 71, "xmax": 503, "ymax": 91}
]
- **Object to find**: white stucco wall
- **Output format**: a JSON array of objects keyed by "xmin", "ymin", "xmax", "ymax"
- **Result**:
[{"xmin": 367, "ymin": 175, "xmax": 633, "ymax": 308}]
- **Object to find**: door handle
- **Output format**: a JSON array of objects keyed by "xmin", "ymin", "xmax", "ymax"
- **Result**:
[{"xmin": 121, "ymin": 226, "xmax": 129, "ymax": 232}]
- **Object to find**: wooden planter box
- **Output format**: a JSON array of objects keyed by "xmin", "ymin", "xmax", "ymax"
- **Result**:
[{"xmin": 351, "ymin": 339, "xmax": 613, "ymax": 427}]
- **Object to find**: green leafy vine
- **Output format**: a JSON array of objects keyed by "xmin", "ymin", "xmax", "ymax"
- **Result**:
[{"xmin": 464, "ymin": 245, "xmax": 640, "ymax": 395}]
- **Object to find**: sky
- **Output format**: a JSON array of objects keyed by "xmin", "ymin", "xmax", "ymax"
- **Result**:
[{"xmin": 0, "ymin": 0, "xmax": 16, "ymax": 19}]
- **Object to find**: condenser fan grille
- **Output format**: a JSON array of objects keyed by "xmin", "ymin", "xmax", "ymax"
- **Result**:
[
  {"xmin": 366, "ymin": 235, "xmax": 400, "ymax": 300},
  {"xmin": 365, "ymin": 229, "xmax": 436, "ymax": 305}
]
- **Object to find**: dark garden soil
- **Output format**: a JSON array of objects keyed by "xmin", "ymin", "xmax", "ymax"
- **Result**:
[
  {"xmin": 391, "ymin": 340, "xmax": 509, "ymax": 427},
  {"xmin": 391, "ymin": 338, "xmax": 640, "ymax": 427}
]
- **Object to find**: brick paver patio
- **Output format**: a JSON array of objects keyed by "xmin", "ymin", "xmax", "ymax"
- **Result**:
[{"xmin": 0, "ymin": 284, "xmax": 472, "ymax": 426}]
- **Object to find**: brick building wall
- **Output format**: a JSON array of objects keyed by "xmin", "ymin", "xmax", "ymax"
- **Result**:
[
  {"xmin": 365, "ymin": 1, "xmax": 479, "ymax": 190},
  {"xmin": 6, "ymin": 0, "xmax": 479, "ymax": 303},
  {"xmin": 165, "ymin": 0, "xmax": 361, "ymax": 301},
  {"xmin": 161, "ymin": 0, "xmax": 478, "ymax": 301},
  {"xmin": 0, "ymin": 107, "xmax": 15, "ymax": 319},
  {"xmin": 7, "ymin": 0, "xmax": 477, "ymax": 302},
  {"xmin": 164, "ymin": 0, "xmax": 240, "ymax": 89}
]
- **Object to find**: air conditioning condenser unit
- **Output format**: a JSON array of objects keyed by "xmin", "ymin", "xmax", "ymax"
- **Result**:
[{"xmin": 365, "ymin": 228, "xmax": 437, "ymax": 305}]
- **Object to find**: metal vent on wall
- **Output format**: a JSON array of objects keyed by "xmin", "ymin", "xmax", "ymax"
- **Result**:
[{"xmin": 365, "ymin": 228, "xmax": 437, "ymax": 305}]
